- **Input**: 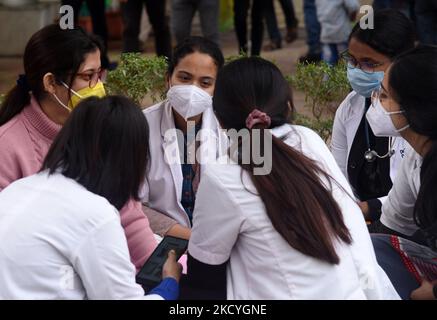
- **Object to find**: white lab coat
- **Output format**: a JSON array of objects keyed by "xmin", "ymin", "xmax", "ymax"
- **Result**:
[
  {"xmin": 380, "ymin": 143, "xmax": 422, "ymax": 236},
  {"xmin": 141, "ymin": 100, "xmax": 225, "ymax": 227},
  {"xmin": 331, "ymin": 91, "xmax": 407, "ymax": 202},
  {"xmin": 0, "ymin": 172, "xmax": 162, "ymax": 300},
  {"xmin": 189, "ymin": 124, "xmax": 400, "ymax": 299}
]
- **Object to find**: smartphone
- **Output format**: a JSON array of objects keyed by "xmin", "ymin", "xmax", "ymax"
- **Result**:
[{"xmin": 135, "ymin": 235, "xmax": 188, "ymax": 291}]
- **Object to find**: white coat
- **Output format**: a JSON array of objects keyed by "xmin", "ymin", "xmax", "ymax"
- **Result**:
[
  {"xmin": 331, "ymin": 91, "xmax": 407, "ymax": 202},
  {"xmin": 141, "ymin": 100, "xmax": 224, "ymax": 227},
  {"xmin": 189, "ymin": 124, "xmax": 400, "ymax": 299}
]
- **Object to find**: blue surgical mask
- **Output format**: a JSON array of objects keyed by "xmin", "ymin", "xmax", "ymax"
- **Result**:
[{"xmin": 347, "ymin": 65, "xmax": 384, "ymax": 98}]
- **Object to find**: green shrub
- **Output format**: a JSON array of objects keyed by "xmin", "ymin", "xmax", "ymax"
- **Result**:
[
  {"xmin": 106, "ymin": 53, "xmax": 168, "ymax": 105},
  {"xmin": 289, "ymin": 61, "xmax": 351, "ymax": 141},
  {"xmin": 290, "ymin": 61, "xmax": 350, "ymax": 120},
  {"xmin": 106, "ymin": 52, "xmax": 251, "ymax": 106},
  {"xmin": 293, "ymin": 113, "xmax": 334, "ymax": 142}
]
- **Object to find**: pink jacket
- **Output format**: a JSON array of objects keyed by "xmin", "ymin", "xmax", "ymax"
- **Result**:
[{"xmin": 0, "ymin": 96, "xmax": 157, "ymax": 272}]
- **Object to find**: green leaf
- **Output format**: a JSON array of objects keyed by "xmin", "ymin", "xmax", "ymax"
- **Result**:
[
  {"xmin": 289, "ymin": 61, "xmax": 351, "ymax": 140},
  {"xmin": 106, "ymin": 53, "xmax": 168, "ymax": 105}
]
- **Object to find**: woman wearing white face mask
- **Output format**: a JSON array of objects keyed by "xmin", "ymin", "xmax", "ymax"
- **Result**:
[
  {"xmin": 331, "ymin": 10, "xmax": 415, "ymax": 227},
  {"xmin": 142, "ymin": 37, "xmax": 225, "ymax": 240},
  {"xmin": 369, "ymin": 46, "xmax": 437, "ymax": 300}
]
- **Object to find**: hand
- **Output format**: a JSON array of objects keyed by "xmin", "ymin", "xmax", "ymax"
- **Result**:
[
  {"xmin": 410, "ymin": 280, "xmax": 437, "ymax": 300},
  {"xmin": 357, "ymin": 201, "xmax": 370, "ymax": 220},
  {"xmin": 162, "ymin": 250, "xmax": 183, "ymax": 283}
]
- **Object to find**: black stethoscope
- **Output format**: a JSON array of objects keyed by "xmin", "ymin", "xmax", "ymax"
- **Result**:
[{"xmin": 363, "ymin": 116, "xmax": 395, "ymax": 163}]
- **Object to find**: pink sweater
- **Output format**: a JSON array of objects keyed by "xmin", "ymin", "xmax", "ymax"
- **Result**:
[{"xmin": 0, "ymin": 96, "xmax": 157, "ymax": 272}]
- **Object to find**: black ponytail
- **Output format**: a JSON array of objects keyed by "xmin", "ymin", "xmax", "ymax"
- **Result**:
[
  {"xmin": 415, "ymin": 140, "xmax": 437, "ymax": 250},
  {"xmin": 0, "ymin": 84, "xmax": 31, "ymax": 126},
  {"xmin": 213, "ymin": 57, "xmax": 352, "ymax": 264}
]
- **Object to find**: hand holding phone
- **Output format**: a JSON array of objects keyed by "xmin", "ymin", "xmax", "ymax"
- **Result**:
[
  {"xmin": 136, "ymin": 236, "xmax": 188, "ymax": 290},
  {"xmin": 163, "ymin": 250, "xmax": 183, "ymax": 282}
]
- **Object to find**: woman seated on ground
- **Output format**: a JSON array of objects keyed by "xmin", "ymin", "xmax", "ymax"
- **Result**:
[
  {"xmin": 142, "ymin": 36, "xmax": 225, "ymax": 240},
  {"xmin": 369, "ymin": 46, "xmax": 437, "ymax": 300},
  {"xmin": 331, "ymin": 10, "xmax": 415, "ymax": 227},
  {"xmin": 0, "ymin": 96, "xmax": 182, "ymax": 299},
  {"xmin": 183, "ymin": 57, "xmax": 400, "ymax": 300}
]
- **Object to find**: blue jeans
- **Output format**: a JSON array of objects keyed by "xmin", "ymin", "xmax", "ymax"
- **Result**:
[
  {"xmin": 371, "ymin": 235, "xmax": 421, "ymax": 300},
  {"xmin": 303, "ymin": 0, "xmax": 321, "ymax": 55},
  {"xmin": 322, "ymin": 43, "xmax": 348, "ymax": 66},
  {"xmin": 415, "ymin": 0, "xmax": 437, "ymax": 45}
]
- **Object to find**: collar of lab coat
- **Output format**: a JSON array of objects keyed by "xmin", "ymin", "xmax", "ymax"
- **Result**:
[
  {"xmin": 158, "ymin": 100, "xmax": 223, "ymax": 222},
  {"xmin": 271, "ymin": 123, "xmax": 293, "ymax": 139}
]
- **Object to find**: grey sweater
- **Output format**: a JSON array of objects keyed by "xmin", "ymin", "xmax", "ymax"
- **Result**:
[{"xmin": 315, "ymin": 0, "xmax": 360, "ymax": 44}]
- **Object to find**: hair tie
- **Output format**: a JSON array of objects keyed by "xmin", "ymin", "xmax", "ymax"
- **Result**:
[
  {"xmin": 245, "ymin": 108, "xmax": 271, "ymax": 129},
  {"xmin": 16, "ymin": 74, "xmax": 31, "ymax": 92}
]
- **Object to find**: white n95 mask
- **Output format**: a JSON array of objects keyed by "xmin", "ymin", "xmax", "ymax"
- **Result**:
[
  {"xmin": 167, "ymin": 84, "xmax": 212, "ymax": 120},
  {"xmin": 366, "ymin": 98, "xmax": 409, "ymax": 137}
]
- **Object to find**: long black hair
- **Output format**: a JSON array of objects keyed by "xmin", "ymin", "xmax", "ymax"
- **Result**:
[
  {"xmin": 41, "ymin": 95, "xmax": 149, "ymax": 211},
  {"xmin": 389, "ymin": 45, "xmax": 437, "ymax": 249},
  {"xmin": 0, "ymin": 24, "xmax": 102, "ymax": 126},
  {"xmin": 349, "ymin": 9, "xmax": 416, "ymax": 58},
  {"xmin": 213, "ymin": 57, "xmax": 352, "ymax": 264}
]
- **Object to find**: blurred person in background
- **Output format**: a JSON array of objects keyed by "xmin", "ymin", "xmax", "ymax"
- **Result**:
[
  {"xmin": 120, "ymin": 0, "xmax": 172, "ymax": 57},
  {"xmin": 171, "ymin": 0, "xmax": 220, "ymax": 47}
]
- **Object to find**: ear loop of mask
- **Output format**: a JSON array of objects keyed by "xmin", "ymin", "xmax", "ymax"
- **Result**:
[
  {"xmin": 383, "ymin": 109, "xmax": 410, "ymax": 133},
  {"xmin": 52, "ymin": 81, "xmax": 84, "ymax": 112},
  {"xmin": 62, "ymin": 81, "xmax": 83, "ymax": 99},
  {"xmin": 48, "ymin": 77, "xmax": 71, "ymax": 111},
  {"xmin": 395, "ymin": 122, "xmax": 410, "ymax": 133},
  {"xmin": 374, "ymin": 96, "xmax": 411, "ymax": 133},
  {"xmin": 52, "ymin": 92, "xmax": 70, "ymax": 112}
]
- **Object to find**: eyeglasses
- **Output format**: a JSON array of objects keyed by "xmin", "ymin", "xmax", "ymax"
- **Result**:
[
  {"xmin": 75, "ymin": 69, "xmax": 103, "ymax": 88},
  {"xmin": 340, "ymin": 50, "xmax": 388, "ymax": 74}
]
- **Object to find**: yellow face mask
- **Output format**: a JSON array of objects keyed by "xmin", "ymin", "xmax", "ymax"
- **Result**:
[{"xmin": 61, "ymin": 81, "xmax": 106, "ymax": 111}]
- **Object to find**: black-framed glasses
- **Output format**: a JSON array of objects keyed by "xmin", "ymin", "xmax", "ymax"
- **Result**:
[{"xmin": 340, "ymin": 50, "xmax": 388, "ymax": 74}]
